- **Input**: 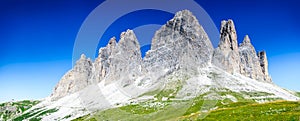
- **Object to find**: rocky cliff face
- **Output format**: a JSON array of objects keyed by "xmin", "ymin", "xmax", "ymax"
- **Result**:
[
  {"xmin": 103, "ymin": 30, "xmax": 143, "ymax": 85},
  {"xmin": 144, "ymin": 10, "xmax": 213, "ymax": 76},
  {"xmin": 212, "ymin": 20, "xmax": 272, "ymax": 82},
  {"xmin": 51, "ymin": 54, "xmax": 92, "ymax": 100},
  {"xmin": 212, "ymin": 19, "xmax": 240, "ymax": 74},
  {"xmin": 258, "ymin": 51, "xmax": 272, "ymax": 82},
  {"xmin": 239, "ymin": 35, "xmax": 264, "ymax": 81},
  {"xmin": 51, "ymin": 30, "xmax": 144, "ymax": 100},
  {"xmin": 91, "ymin": 37, "xmax": 117, "ymax": 84},
  {"xmin": 50, "ymin": 10, "xmax": 272, "ymax": 101}
]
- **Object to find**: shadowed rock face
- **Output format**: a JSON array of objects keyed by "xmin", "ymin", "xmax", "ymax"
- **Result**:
[
  {"xmin": 50, "ymin": 10, "xmax": 272, "ymax": 101},
  {"xmin": 258, "ymin": 51, "xmax": 272, "ymax": 82}
]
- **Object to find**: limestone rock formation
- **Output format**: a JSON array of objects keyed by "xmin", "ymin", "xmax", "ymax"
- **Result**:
[
  {"xmin": 104, "ymin": 30, "xmax": 143, "ymax": 85},
  {"xmin": 212, "ymin": 19, "xmax": 240, "ymax": 74},
  {"xmin": 212, "ymin": 20, "xmax": 272, "ymax": 83},
  {"xmin": 144, "ymin": 10, "xmax": 214, "ymax": 75},
  {"xmin": 50, "ymin": 54, "xmax": 92, "ymax": 100},
  {"xmin": 239, "ymin": 35, "xmax": 264, "ymax": 81},
  {"xmin": 91, "ymin": 37, "xmax": 117, "ymax": 83},
  {"xmin": 258, "ymin": 51, "xmax": 272, "ymax": 82}
]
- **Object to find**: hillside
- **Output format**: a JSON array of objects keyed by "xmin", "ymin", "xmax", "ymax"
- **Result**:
[
  {"xmin": 72, "ymin": 95, "xmax": 300, "ymax": 120},
  {"xmin": 0, "ymin": 100, "xmax": 39, "ymax": 120}
]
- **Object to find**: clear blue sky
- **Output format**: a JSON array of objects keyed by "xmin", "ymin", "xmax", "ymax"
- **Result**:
[{"xmin": 0, "ymin": 0, "xmax": 299, "ymax": 102}]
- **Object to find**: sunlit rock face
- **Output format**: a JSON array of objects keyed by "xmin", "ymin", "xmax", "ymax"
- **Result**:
[
  {"xmin": 51, "ymin": 54, "xmax": 93, "ymax": 101},
  {"xmin": 239, "ymin": 35, "xmax": 264, "ymax": 81},
  {"xmin": 103, "ymin": 30, "xmax": 143, "ymax": 85},
  {"xmin": 212, "ymin": 20, "xmax": 272, "ymax": 82},
  {"xmin": 144, "ymin": 10, "xmax": 214, "ymax": 76},
  {"xmin": 212, "ymin": 19, "xmax": 240, "ymax": 74}
]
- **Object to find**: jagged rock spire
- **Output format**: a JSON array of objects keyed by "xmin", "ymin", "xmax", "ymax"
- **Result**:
[
  {"xmin": 103, "ymin": 29, "xmax": 143, "ymax": 85},
  {"xmin": 118, "ymin": 29, "xmax": 142, "ymax": 58},
  {"xmin": 243, "ymin": 35, "xmax": 251, "ymax": 43},
  {"xmin": 238, "ymin": 35, "xmax": 272, "ymax": 82},
  {"xmin": 51, "ymin": 53, "xmax": 92, "ymax": 100},
  {"xmin": 258, "ymin": 51, "xmax": 272, "ymax": 82},
  {"xmin": 239, "ymin": 35, "xmax": 264, "ymax": 80},
  {"xmin": 212, "ymin": 19, "xmax": 240, "ymax": 74},
  {"xmin": 107, "ymin": 37, "xmax": 117, "ymax": 51},
  {"xmin": 145, "ymin": 9, "xmax": 213, "ymax": 75},
  {"xmin": 219, "ymin": 19, "xmax": 238, "ymax": 51},
  {"xmin": 93, "ymin": 37, "xmax": 117, "ymax": 83},
  {"xmin": 239, "ymin": 35, "xmax": 256, "ymax": 54}
]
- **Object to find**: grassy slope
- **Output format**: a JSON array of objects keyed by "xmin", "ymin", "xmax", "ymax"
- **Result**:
[
  {"xmin": 0, "ymin": 100, "xmax": 58, "ymax": 121},
  {"xmin": 297, "ymin": 92, "xmax": 300, "ymax": 98},
  {"xmin": 180, "ymin": 101, "xmax": 300, "ymax": 121},
  {"xmin": 0, "ymin": 100, "xmax": 40, "ymax": 120},
  {"xmin": 73, "ymin": 88, "xmax": 300, "ymax": 121},
  {"xmin": 12, "ymin": 108, "xmax": 58, "ymax": 121},
  {"xmin": 72, "ymin": 76, "xmax": 300, "ymax": 121},
  {"xmin": 74, "ymin": 100, "xmax": 300, "ymax": 121}
]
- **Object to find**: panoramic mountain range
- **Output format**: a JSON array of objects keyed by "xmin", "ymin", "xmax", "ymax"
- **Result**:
[{"xmin": 1, "ymin": 10, "xmax": 299, "ymax": 121}]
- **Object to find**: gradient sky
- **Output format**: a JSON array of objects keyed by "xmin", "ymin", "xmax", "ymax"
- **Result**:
[{"xmin": 0, "ymin": 0, "xmax": 299, "ymax": 103}]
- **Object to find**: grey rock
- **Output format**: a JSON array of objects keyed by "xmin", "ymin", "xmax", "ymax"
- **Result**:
[
  {"xmin": 50, "ymin": 54, "xmax": 92, "ymax": 100},
  {"xmin": 212, "ymin": 19, "xmax": 240, "ymax": 74},
  {"xmin": 144, "ymin": 10, "xmax": 214, "ymax": 76},
  {"xmin": 239, "ymin": 35, "xmax": 264, "ymax": 81},
  {"xmin": 104, "ymin": 29, "xmax": 143, "ymax": 86},
  {"xmin": 258, "ymin": 51, "xmax": 272, "ymax": 82},
  {"xmin": 92, "ymin": 37, "xmax": 117, "ymax": 83}
]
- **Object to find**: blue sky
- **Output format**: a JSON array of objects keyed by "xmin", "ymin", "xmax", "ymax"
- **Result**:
[{"xmin": 0, "ymin": 0, "xmax": 299, "ymax": 102}]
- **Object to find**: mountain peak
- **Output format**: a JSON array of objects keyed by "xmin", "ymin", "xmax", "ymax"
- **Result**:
[
  {"xmin": 219, "ymin": 19, "xmax": 238, "ymax": 51},
  {"xmin": 239, "ymin": 35, "xmax": 253, "ymax": 47},
  {"xmin": 173, "ymin": 9, "xmax": 194, "ymax": 19},
  {"xmin": 118, "ymin": 30, "xmax": 141, "ymax": 53},
  {"xmin": 119, "ymin": 29, "xmax": 140, "ymax": 49},
  {"xmin": 146, "ymin": 9, "xmax": 213, "ymax": 73},
  {"xmin": 212, "ymin": 19, "xmax": 240, "ymax": 73},
  {"xmin": 221, "ymin": 19, "xmax": 236, "ymax": 36},
  {"xmin": 163, "ymin": 10, "xmax": 201, "ymax": 35},
  {"xmin": 107, "ymin": 37, "xmax": 117, "ymax": 48},
  {"xmin": 243, "ymin": 35, "xmax": 251, "ymax": 43},
  {"xmin": 120, "ymin": 29, "xmax": 134, "ymax": 38},
  {"xmin": 80, "ymin": 54, "xmax": 86, "ymax": 60}
]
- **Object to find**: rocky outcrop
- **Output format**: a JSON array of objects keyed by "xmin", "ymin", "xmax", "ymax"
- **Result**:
[
  {"xmin": 51, "ymin": 30, "xmax": 144, "ymax": 100},
  {"xmin": 239, "ymin": 35, "xmax": 264, "ymax": 81},
  {"xmin": 51, "ymin": 54, "xmax": 92, "ymax": 100},
  {"xmin": 144, "ymin": 10, "xmax": 213, "ymax": 75},
  {"xmin": 212, "ymin": 20, "xmax": 272, "ymax": 83},
  {"xmin": 104, "ymin": 30, "xmax": 143, "ymax": 85},
  {"xmin": 91, "ymin": 37, "xmax": 117, "ymax": 83},
  {"xmin": 212, "ymin": 19, "xmax": 240, "ymax": 74},
  {"xmin": 258, "ymin": 51, "xmax": 272, "ymax": 82}
]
